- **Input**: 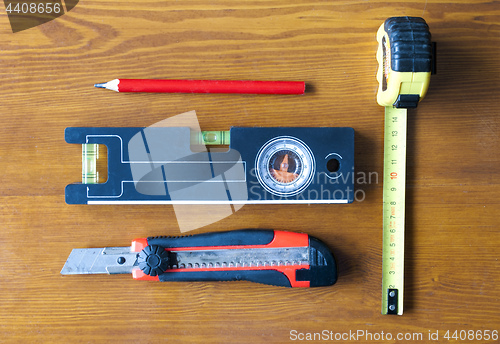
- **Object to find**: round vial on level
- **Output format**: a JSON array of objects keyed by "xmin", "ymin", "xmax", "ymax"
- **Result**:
[{"xmin": 255, "ymin": 136, "xmax": 315, "ymax": 197}]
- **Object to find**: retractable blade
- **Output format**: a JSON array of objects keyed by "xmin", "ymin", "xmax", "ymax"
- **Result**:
[
  {"xmin": 61, "ymin": 229, "xmax": 338, "ymax": 288},
  {"xmin": 61, "ymin": 247, "xmax": 138, "ymax": 275}
]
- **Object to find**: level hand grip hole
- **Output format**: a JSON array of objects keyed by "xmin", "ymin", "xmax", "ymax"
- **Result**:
[{"xmin": 326, "ymin": 158, "xmax": 340, "ymax": 173}]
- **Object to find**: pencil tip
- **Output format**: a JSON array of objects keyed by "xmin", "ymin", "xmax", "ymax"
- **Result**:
[{"xmin": 94, "ymin": 83, "xmax": 106, "ymax": 89}]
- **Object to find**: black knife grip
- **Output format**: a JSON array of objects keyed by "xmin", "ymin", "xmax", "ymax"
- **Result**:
[{"xmin": 147, "ymin": 229, "xmax": 275, "ymax": 248}]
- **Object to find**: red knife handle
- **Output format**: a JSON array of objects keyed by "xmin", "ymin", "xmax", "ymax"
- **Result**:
[{"xmin": 131, "ymin": 230, "xmax": 337, "ymax": 288}]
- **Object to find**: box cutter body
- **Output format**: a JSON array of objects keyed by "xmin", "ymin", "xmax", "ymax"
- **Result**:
[{"xmin": 61, "ymin": 230, "xmax": 337, "ymax": 288}]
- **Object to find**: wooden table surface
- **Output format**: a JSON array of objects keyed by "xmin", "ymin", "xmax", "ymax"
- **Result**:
[{"xmin": 1, "ymin": 0, "xmax": 499, "ymax": 343}]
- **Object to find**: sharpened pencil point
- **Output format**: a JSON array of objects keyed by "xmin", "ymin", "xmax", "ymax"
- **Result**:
[{"xmin": 93, "ymin": 79, "xmax": 120, "ymax": 92}]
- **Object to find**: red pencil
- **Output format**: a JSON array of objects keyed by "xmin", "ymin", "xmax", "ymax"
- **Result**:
[{"xmin": 94, "ymin": 79, "xmax": 305, "ymax": 95}]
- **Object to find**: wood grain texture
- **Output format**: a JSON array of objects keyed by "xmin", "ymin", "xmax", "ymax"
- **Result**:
[{"xmin": 0, "ymin": 0, "xmax": 499, "ymax": 343}]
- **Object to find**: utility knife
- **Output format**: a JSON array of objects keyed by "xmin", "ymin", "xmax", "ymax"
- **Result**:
[{"xmin": 61, "ymin": 229, "xmax": 338, "ymax": 288}]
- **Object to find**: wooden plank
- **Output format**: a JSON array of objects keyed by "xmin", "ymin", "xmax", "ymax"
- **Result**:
[{"xmin": 0, "ymin": 1, "xmax": 499, "ymax": 342}]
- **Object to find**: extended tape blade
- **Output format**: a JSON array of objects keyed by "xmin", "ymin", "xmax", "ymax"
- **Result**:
[{"xmin": 381, "ymin": 106, "xmax": 407, "ymax": 315}]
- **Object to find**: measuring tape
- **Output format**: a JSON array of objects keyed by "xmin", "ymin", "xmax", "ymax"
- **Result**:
[
  {"xmin": 381, "ymin": 106, "xmax": 407, "ymax": 315},
  {"xmin": 377, "ymin": 17, "xmax": 434, "ymax": 315}
]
